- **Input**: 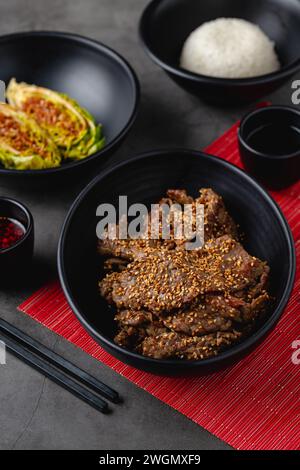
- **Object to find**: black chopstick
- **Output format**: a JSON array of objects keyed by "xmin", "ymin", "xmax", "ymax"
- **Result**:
[
  {"xmin": 0, "ymin": 318, "xmax": 119, "ymax": 404},
  {"xmin": 0, "ymin": 329, "xmax": 109, "ymax": 413},
  {"xmin": 0, "ymin": 318, "xmax": 120, "ymax": 410}
]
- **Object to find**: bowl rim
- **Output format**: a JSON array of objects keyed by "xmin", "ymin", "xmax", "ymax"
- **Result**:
[
  {"xmin": 0, "ymin": 196, "xmax": 33, "ymax": 253},
  {"xmin": 238, "ymin": 105, "xmax": 300, "ymax": 160},
  {"xmin": 139, "ymin": 0, "xmax": 300, "ymax": 85},
  {"xmin": 0, "ymin": 30, "xmax": 140, "ymax": 176},
  {"xmin": 58, "ymin": 149, "xmax": 296, "ymax": 369}
]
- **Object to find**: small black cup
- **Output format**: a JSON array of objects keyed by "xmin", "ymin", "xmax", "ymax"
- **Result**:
[
  {"xmin": 0, "ymin": 197, "xmax": 34, "ymax": 282},
  {"xmin": 238, "ymin": 106, "xmax": 300, "ymax": 189}
]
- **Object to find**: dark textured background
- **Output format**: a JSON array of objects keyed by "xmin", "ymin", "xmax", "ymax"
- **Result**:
[{"xmin": 0, "ymin": 0, "xmax": 295, "ymax": 450}]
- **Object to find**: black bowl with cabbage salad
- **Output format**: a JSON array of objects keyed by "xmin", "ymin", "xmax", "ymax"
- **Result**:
[
  {"xmin": 0, "ymin": 79, "xmax": 105, "ymax": 170},
  {"xmin": 0, "ymin": 32, "xmax": 139, "ymax": 176}
]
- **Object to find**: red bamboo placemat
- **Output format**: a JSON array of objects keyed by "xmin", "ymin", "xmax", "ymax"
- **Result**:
[{"xmin": 18, "ymin": 121, "xmax": 300, "ymax": 450}]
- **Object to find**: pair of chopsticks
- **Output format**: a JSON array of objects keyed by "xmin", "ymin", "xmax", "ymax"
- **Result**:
[{"xmin": 0, "ymin": 318, "xmax": 120, "ymax": 413}]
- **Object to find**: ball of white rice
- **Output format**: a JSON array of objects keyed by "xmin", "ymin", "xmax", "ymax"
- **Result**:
[{"xmin": 180, "ymin": 18, "xmax": 280, "ymax": 78}]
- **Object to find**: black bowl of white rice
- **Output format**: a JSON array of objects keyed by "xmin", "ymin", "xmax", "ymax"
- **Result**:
[{"xmin": 139, "ymin": 0, "xmax": 300, "ymax": 104}]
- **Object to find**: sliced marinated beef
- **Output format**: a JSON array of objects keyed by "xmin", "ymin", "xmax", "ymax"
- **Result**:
[
  {"xmin": 196, "ymin": 188, "xmax": 238, "ymax": 241},
  {"xmin": 161, "ymin": 295, "xmax": 240, "ymax": 336},
  {"xmin": 141, "ymin": 330, "xmax": 242, "ymax": 360},
  {"xmin": 162, "ymin": 188, "xmax": 238, "ymax": 239},
  {"xmin": 98, "ymin": 188, "xmax": 270, "ymax": 361},
  {"xmin": 99, "ymin": 236, "xmax": 269, "ymax": 314},
  {"xmin": 98, "ymin": 188, "xmax": 238, "ymax": 262}
]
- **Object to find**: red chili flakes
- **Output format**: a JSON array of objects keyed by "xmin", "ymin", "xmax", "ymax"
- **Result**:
[{"xmin": 0, "ymin": 217, "xmax": 25, "ymax": 250}]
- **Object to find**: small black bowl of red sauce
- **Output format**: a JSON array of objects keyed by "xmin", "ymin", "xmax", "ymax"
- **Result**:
[
  {"xmin": 238, "ymin": 106, "xmax": 300, "ymax": 189},
  {"xmin": 0, "ymin": 197, "xmax": 34, "ymax": 281}
]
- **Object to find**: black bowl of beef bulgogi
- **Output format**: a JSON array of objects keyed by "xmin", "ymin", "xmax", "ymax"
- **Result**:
[{"xmin": 58, "ymin": 150, "xmax": 295, "ymax": 374}]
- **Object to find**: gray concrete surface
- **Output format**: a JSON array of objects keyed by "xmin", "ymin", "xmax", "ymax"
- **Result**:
[{"xmin": 0, "ymin": 0, "xmax": 295, "ymax": 450}]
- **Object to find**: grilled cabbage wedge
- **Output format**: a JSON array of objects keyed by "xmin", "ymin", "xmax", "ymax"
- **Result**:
[
  {"xmin": 0, "ymin": 102, "xmax": 61, "ymax": 170},
  {"xmin": 7, "ymin": 79, "xmax": 105, "ymax": 160}
]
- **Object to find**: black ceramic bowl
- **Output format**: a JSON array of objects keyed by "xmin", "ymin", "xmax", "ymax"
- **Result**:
[
  {"xmin": 0, "ymin": 31, "xmax": 139, "ymax": 177},
  {"xmin": 139, "ymin": 0, "xmax": 300, "ymax": 104},
  {"xmin": 58, "ymin": 150, "xmax": 295, "ymax": 375},
  {"xmin": 0, "ymin": 197, "xmax": 34, "ymax": 281},
  {"xmin": 238, "ymin": 105, "xmax": 300, "ymax": 189}
]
